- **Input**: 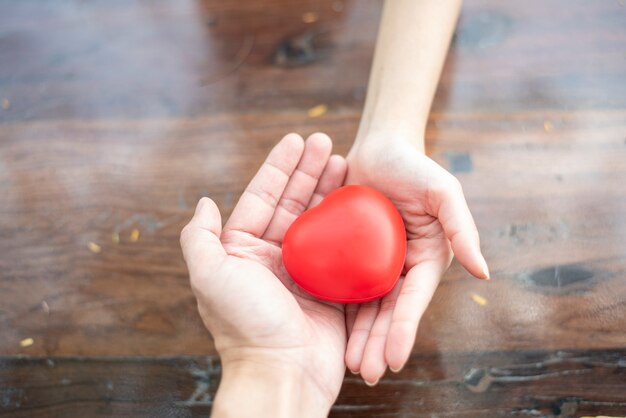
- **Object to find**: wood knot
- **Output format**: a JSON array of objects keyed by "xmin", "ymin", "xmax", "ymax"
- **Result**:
[
  {"xmin": 273, "ymin": 30, "xmax": 323, "ymax": 67},
  {"xmin": 526, "ymin": 264, "xmax": 594, "ymax": 289}
]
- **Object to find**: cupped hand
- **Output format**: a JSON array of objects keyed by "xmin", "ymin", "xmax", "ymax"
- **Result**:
[
  {"xmin": 180, "ymin": 133, "xmax": 348, "ymax": 407},
  {"xmin": 344, "ymin": 137, "xmax": 489, "ymax": 385}
]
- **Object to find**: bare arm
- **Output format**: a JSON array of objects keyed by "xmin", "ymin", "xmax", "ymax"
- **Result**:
[
  {"xmin": 346, "ymin": 0, "xmax": 488, "ymax": 385},
  {"xmin": 355, "ymin": 0, "xmax": 462, "ymax": 152}
]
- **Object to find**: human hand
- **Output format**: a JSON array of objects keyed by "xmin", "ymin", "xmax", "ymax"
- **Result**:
[
  {"xmin": 180, "ymin": 133, "xmax": 348, "ymax": 417},
  {"xmin": 344, "ymin": 136, "xmax": 489, "ymax": 385}
]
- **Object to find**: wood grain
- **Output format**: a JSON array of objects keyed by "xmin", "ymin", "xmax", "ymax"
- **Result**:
[
  {"xmin": 1, "ymin": 109, "xmax": 624, "ymax": 356},
  {"xmin": 2, "ymin": 0, "xmax": 626, "ymax": 415},
  {"xmin": 1, "ymin": 0, "xmax": 624, "ymax": 123},
  {"xmin": 1, "ymin": 349, "xmax": 625, "ymax": 417}
]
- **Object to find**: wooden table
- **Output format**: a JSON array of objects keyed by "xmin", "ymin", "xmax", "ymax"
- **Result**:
[{"xmin": 1, "ymin": 0, "xmax": 625, "ymax": 416}]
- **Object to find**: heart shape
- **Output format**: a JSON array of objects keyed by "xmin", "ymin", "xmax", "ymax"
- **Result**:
[{"xmin": 282, "ymin": 185, "xmax": 406, "ymax": 303}]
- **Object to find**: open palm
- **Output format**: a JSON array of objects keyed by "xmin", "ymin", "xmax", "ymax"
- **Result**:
[
  {"xmin": 344, "ymin": 139, "xmax": 489, "ymax": 384},
  {"xmin": 180, "ymin": 133, "xmax": 349, "ymax": 404}
]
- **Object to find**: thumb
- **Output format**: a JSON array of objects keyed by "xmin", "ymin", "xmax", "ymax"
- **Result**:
[
  {"xmin": 428, "ymin": 168, "xmax": 489, "ymax": 280},
  {"xmin": 180, "ymin": 197, "xmax": 227, "ymax": 282}
]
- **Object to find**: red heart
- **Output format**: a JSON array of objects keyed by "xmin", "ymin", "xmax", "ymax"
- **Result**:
[{"xmin": 282, "ymin": 185, "xmax": 406, "ymax": 303}]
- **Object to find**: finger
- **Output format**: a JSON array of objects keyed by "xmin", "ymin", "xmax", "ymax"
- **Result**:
[
  {"xmin": 345, "ymin": 303, "xmax": 359, "ymax": 336},
  {"xmin": 345, "ymin": 299, "xmax": 380, "ymax": 374},
  {"xmin": 429, "ymin": 169, "xmax": 489, "ymax": 279},
  {"xmin": 308, "ymin": 154, "xmax": 348, "ymax": 209},
  {"xmin": 359, "ymin": 281, "xmax": 403, "ymax": 385},
  {"xmin": 180, "ymin": 197, "xmax": 227, "ymax": 281},
  {"xmin": 223, "ymin": 133, "xmax": 305, "ymax": 238},
  {"xmin": 262, "ymin": 133, "xmax": 332, "ymax": 243},
  {"xmin": 384, "ymin": 260, "xmax": 443, "ymax": 372}
]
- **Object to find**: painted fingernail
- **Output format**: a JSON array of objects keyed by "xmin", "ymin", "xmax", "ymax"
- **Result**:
[{"xmin": 364, "ymin": 378, "xmax": 379, "ymax": 387}]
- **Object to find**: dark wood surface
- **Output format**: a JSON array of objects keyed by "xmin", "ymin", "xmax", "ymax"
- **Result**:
[
  {"xmin": 1, "ymin": 0, "xmax": 625, "ymax": 416},
  {"xmin": 1, "ymin": 349, "xmax": 626, "ymax": 417}
]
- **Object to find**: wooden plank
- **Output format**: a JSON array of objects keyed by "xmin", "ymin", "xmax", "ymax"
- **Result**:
[
  {"xmin": 1, "ymin": 110, "xmax": 624, "ymax": 356},
  {"xmin": 1, "ymin": 349, "xmax": 625, "ymax": 417},
  {"xmin": 0, "ymin": 0, "xmax": 625, "ymax": 357},
  {"xmin": 0, "ymin": 0, "xmax": 625, "ymax": 123}
]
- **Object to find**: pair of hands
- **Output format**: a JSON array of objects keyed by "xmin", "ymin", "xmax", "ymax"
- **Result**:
[{"xmin": 180, "ymin": 133, "xmax": 488, "ymax": 413}]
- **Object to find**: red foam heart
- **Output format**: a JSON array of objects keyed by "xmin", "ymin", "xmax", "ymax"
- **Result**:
[{"xmin": 282, "ymin": 185, "xmax": 406, "ymax": 303}]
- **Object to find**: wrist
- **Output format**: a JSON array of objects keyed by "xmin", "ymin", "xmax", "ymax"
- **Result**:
[
  {"xmin": 353, "ymin": 117, "xmax": 426, "ymax": 154},
  {"xmin": 213, "ymin": 352, "xmax": 334, "ymax": 418},
  {"xmin": 350, "ymin": 129, "xmax": 425, "ymax": 161}
]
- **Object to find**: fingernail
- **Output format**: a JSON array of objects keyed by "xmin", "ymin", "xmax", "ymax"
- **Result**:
[
  {"xmin": 389, "ymin": 365, "xmax": 403, "ymax": 373},
  {"xmin": 349, "ymin": 369, "xmax": 359, "ymax": 375},
  {"xmin": 480, "ymin": 256, "xmax": 490, "ymax": 280},
  {"xmin": 364, "ymin": 378, "xmax": 379, "ymax": 387}
]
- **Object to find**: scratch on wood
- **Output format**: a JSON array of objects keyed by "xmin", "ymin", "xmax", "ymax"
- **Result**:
[
  {"xmin": 343, "ymin": 376, "xmax": 455, "ymax": 387},
  {"xmin": 0, "ymin": 388, "xmax": 23, "ymax": 408},
  {"xmin": 331, "ymin": 403, "xmax": 402, "ymax": 411},
  {"xmin": 464, "ymin": 367, "xmax": 593, "ymax": 393},
  {"xmin": 176, "ymin": 357, "xmax": 221, "ymax": 407},
  {"xmin": 201, "ymin": 35, "xmax": 255, "ymax": 86},
  {"xmin": 501, "ymin": 220, "xmax": 570, "ymax": 246}
]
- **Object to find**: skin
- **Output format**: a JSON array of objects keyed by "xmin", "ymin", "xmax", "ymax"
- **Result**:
[
  {"xmin": 345, "ymin": 0, "xmax": 488, "ymax": 385},
  {"xmin": 179, "ymin": 0, "xmax": 489, "ymax": 415},
  {"xmin": 181, "ymin": 134, "xmax": 349, "ymax": 417}
]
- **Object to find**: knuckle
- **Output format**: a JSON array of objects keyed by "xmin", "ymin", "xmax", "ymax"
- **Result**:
[
  {"xmin": 179, "ymin": 223, "xmax": 194, "ymax": 245},
  {"xmin": 196, "ymin": 196, "xmax": 218, "ymax": 213},
  {"xmin": 400, "ymin": 281, "xmax": 423, "ymax": 299},
  {"xmin": 248, "ymin": 185, "xmax": 279, "ymax": 207},
  {"xmin": 431, "ymin": 174, "xmax": 464, "ymax": 206},
  {"xmin": 278, "ymin": 196, "xmax": 307, "ymax": 216},
  {"xmin": 446, "ymin": 173, "xmax": 463, "ymax": 192}
]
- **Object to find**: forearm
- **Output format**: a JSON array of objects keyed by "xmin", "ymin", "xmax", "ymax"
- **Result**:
[
  {"xmin": 355, "ymin": 0, "xmax": 462, "ymax": 151},
  {"xmin": 212, "ymin": 359, "xmax": 333, "ymax": 418}
]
